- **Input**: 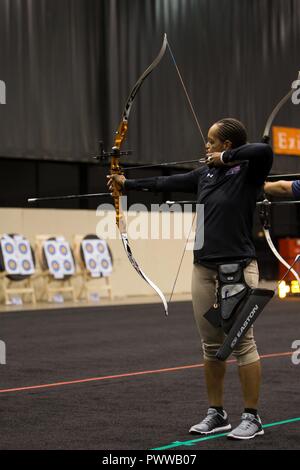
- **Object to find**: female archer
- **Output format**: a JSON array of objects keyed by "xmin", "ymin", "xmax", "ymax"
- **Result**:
[{"xmin": 107, "ymin": 118, "xmax": 273, "ymax": 440}]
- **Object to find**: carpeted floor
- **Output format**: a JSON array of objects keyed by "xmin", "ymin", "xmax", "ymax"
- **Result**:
[{"xmin": 0, "ymin": 298, "xmax": 299, "ymax": 450}]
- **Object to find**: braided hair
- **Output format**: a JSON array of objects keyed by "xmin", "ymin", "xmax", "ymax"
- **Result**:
[{"xmin": 215, "ymin": 118, "xmax": 247, "ymax": 149}]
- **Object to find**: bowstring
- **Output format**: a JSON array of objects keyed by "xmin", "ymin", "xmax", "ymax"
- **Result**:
[
  {"xmin": 166, "ymin": 38, "xmax": 206, "ymax": 302},
  {"xmin": 166, "ymin": 40, "xmax": 207, "ymax": 147},
  {"xmin": 168, "ymin": 211, "xmax": 197, "ymax": 303}
]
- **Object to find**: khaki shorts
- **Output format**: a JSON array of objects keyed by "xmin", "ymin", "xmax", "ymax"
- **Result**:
[{"xmin": 191, "ymin": 259, "xmax": 260, "ymax": 366}]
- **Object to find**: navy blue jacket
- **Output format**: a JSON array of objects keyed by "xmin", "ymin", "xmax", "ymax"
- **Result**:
[{"xmin": 125, "ymin": 143, "xmax": 273, "ymax": 265}]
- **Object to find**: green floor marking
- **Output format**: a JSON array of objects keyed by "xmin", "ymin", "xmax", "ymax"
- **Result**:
[{"xmin": 151, "ymin": 417, "xmax": 300, "ymax": 450}]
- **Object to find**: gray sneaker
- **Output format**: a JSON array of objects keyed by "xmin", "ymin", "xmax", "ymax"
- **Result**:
[
  {"xmin": 227, "ymin": 413, "xmax": 264, "ymax": 440},
  {"xmin": 189, "ymin": 407, "xmax": 231, "ymax": 435}
]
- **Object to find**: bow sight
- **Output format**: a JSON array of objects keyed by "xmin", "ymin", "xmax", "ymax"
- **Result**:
[{"xmin": 93, "ymin": 141, "xmax": 132, "ymax": 162}]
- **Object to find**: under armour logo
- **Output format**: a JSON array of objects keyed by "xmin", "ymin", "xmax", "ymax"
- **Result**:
[{"xmin": 206, "ymin": 173, "xmax": 214, "ymax": 178}]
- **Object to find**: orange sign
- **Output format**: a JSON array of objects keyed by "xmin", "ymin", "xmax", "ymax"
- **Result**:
[{"xmin": 272, "ymin": 126, "xmax": 300, "ymax": 156}]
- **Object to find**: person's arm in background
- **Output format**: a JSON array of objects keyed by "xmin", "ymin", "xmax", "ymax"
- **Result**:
[
  {"xmin": 264, "ymin": 180, "xmax": 300, "ymax": 200},
  {"xmin": 264, "ymin": 180, "xmax": 292, "ymax": 197}
]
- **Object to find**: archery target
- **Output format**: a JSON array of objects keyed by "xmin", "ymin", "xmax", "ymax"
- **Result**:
[
  {"xmin": 0, "ymin": 235, "xmax": 35, "ymax": 276},
  {"xmin": 7, "ymin": 258, "xmax": 18, "ymax": 273},
  {"xmin": 47, "ymin": 243, "xmax": 56, "ymax": 256},
  {"xmin": 4, "ymin": 241, "xmax": 14, "ymax": 254},
  {"xmin": 44, "ymin": 239, "xmax": 75, "ymax": 279},
  {"xmin": 63, "ymin": 259, "xmax": 72, "ymax": 273},
  {"xmin": 59, "ymin": 245, "xmax": 68, "ymax": 256},
  {"xmin": 1, "ymin": 235, "xmax": 18, "ymax": 275},
  {"xmin": 82, "ymin": 239, "xmax": 112, "ymax": 277}
]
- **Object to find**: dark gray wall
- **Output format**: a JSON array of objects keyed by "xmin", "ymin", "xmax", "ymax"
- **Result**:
[{"xmin": 0, "ymin": 0, "xmax": 300, "ymax": 174}]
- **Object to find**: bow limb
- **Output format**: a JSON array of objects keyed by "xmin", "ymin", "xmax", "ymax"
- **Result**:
[
  {"xmin": 110, "ymin": 35, "xmax": 169, "ymax": 316},
  {"xmin": 260, "ymin": 200, "xmax": 300, "ymax": 286},
  {"xmin": 259, "ymin": 201, "xmax": 300, "ymax": 283},
  {"xmin": 263, "ymin": 227, "xmax": 300, "ymax": 284},
  {"xmin": 262, "ymin": 71, "xmax": 300, "ymax": 143},
  {"xmin": 110, "ymin": 157, "xmax": 169, "ymax": 315},
  {"xmin": 261, "ymin": 70, "xmax": 300, "ymax": 281}
]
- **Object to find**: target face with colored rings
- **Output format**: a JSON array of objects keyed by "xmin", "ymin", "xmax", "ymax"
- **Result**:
[
  {"xmin": 51, "ymin": 260, "xmax": 60, "ymax": 271},
  {"xmin": 88, "ymin": 259, "xmax": 97, "ymax": 269},
  {"xmin": 86, "ymin": 243, "xmax": 94, "ymax": 253},
  {"xmin": 60, "ymin": 245, "xmax": 68, "ymax": 256},
  {"xmin": 47, "ymin": 244, "xmax": 56, "ymax": 255},
  {"xmin": 8, "ymin": 259, "xmax": 17, "ymax": 271},
  {"xmin": 64, "ymin": 260, "xmax": 72, "ymax": 271},
  {"xmin": 22, "ymin": 260, "xmax": 31, "ymax": 271},
  {"xmin": 5, "ymin": 243, "xmax": 14, "ymax": 254},
  {"xmin": 97, "ymin": 242, "xmax": 105, "ymax": 253},
  {"xmin": 101, "ymin": 259, "xmax": 109, "ymax": 269},
  {"xmin": 19, "ymin": 243, "xmax": 28, "ymax": 254}
]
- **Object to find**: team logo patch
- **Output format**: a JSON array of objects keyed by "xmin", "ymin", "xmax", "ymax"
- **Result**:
[{"xmin": 225, "ymin": 165, "xmax": 241, "ymax": 176}]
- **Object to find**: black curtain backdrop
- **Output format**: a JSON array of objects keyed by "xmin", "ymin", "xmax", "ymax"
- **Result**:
[{"xmin": 0, "ymin": 0, "xmax": 300, "ymax": 174}]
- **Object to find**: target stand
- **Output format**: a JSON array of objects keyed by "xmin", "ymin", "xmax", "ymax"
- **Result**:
[
  {"xmin": 73, "ymin": 235, "xmax": 113, "ymax": 302},
  {"xmin": 35, "ymin": 235, "xmax": 76, "ymax": 303},
  {"xmin": 0, "ymin": 273, "xmax": 36, "ymax": 306},
  {"xmin": 0, "ymin": 234, "xmax": 36, "ymax": 305}
]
